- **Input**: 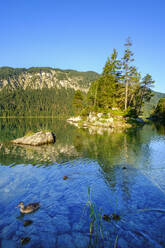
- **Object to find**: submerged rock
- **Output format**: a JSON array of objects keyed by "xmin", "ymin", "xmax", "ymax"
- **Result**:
[
  {"xmin": 112, "ymin": 213, "xmax": 120, "ymax": 221},
  {"xmin": 11, "ymin": 131, "xmax": 55, "ymax": 146},
  {"xmin": 63, "ymin": 176, "xmax": 69, "ymax": 180},
  {"xmin": 24, "ymin": 220, "xmax": 33, "ymax": 226},
  {"xmin": 21, "ymin": 237, "xmax": 31, "ymax": 245}
]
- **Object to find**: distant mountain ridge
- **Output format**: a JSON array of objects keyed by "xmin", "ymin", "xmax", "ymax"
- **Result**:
[{"xmin": 0, "ymin": 66, "xmax": 99, "ymax": 92}]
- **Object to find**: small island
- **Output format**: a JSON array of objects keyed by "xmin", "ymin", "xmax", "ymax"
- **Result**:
[
  {"xmin": 67, "ymin": 111, "xmax": 146, "ymax": 133},
  {"xmin": 68, "ymin": 39, "xmax": 153, "ymax": 131}
]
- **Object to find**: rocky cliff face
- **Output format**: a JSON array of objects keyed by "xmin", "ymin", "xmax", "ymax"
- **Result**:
[{"xmin": 0, "ymin": 67, "xmax": 99, "ymax": 92}]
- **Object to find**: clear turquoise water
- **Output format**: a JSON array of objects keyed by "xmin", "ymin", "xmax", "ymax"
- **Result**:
[{"xmin": 0, "ymin": 118, "xmax": 165, "ymax": 248}]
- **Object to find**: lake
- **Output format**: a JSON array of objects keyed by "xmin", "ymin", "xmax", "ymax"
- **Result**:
[{"xmin": 0, "ymin": 118, "xmax": 165, "ymax": 248}]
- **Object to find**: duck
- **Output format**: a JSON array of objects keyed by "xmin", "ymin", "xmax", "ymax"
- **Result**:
[{"xmin": 16, "ymin": 201, "xmax": 40, "ymax": 214}]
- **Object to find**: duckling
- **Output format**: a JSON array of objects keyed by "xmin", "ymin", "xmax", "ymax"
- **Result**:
[
  {"xmin": 16, "ymin": 201, "xmax": 40, "ymax": 214},
  {"xmin": 102, "ymin": 214, "xmax": 111, "ymax": 222}
]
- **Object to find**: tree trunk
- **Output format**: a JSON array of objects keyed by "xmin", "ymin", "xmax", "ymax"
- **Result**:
[
  {"xmin": 125, "ymin": 65, "xmax": 128, "ymax": 110},
  {"xmin": 94, "ymin": 81, "xmax": 98, "ymax": 109}
]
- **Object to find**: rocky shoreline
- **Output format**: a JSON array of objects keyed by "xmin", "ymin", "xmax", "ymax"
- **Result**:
[{"xmin": 67, "ymin": 112, "xmax": 133, "ymax": 132}]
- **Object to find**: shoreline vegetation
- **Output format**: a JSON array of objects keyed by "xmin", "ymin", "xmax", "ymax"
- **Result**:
[{"xmin": 152, "ymin": 97, "xmax": 165, "ymax": 121}]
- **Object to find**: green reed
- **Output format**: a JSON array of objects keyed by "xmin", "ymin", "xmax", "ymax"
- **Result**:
[{"xmin": 85, "ymin": 187, "xmax": 118, "ymax": 248}]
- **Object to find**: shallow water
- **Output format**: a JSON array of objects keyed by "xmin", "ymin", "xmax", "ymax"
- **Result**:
[{"xmin": 0, "ymin": 118, "xmax": 165, "ymax": 248}]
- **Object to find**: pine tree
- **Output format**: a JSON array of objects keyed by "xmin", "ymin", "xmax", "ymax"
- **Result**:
[
  {"xmin": 72, "ymin": 90, "xmax": 84, "ymax": 114},
  {"xmin": 122, "ymin": 37, "xmax": 135, "ymax": 110},
  {"xmin": 89, "ymin": 49, "xmax": 122, "ymax": 111},
  {"xmin": 137, "ymin": 74, "xmax": 155, "ymax": 115}
]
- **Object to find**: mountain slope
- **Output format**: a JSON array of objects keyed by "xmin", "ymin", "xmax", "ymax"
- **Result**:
[
  {"xmin": 0, "ymin": 67, "xmax": 99, "ymax": 92},
  {"xmin": 0, "ymin": 67, "xmax": 99, "ymax": 117}
]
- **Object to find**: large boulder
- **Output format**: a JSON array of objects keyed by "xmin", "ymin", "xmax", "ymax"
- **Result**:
[{"xmin": 11, "ymin": 131, "xmax": 55, "ymax": 146}]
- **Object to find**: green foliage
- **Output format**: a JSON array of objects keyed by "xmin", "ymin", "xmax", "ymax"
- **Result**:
[
  {"xmin": 0, "ymin": 67, "xmax": 26, "ymax": 80},
  {"xmin": 85, "ymin": 188, "xmax": 105, "ymax": 247},
  {"xmin": 87, "ymin": 49, "xmax": 122, "ymax": 112},
  {"xmin": 72, "ymin": 90, "xmax": 84, "ymax": 113},
  {"xmin": 80, "ymin": 108, "xmax": 90, "ymax": 117},
  {"xmin": 0, "ymin": 87, "xmax": 74, "ymax": 117},
  {"xmin": 83, "ymin": 39, "xmax": 155, "ymax": 118},
  {"xmin": 56, "ymin": 72, "xmax": 67, "ymax": 80},
  {"xmin": 123, "ymin": 107, "xmax": 138, "ymax": 118},
  {"xmin": 27, "ymin": 67, "xmax": 53, "ymax": 74},
  {"xmin": 85, "ymin": 188, "xmax": 119, "ymax": 248},
  {"xmin": 131, "ymin": 74, "xmax": 154, "ymax": 116},
  {"xmin": 154, "ymin": 98, "xmax": 165, "ymax": 120},
  {"xmin": 25, "ymin": 130, "xmax": 35, "ymax": 136},
  {"xmin": 0, "ymin": 67, "xmax": 54, "ymax": 80},
  {"xmin": 122, "ymin": 38, "xmax": 140, "ymax": 111},
  {"xmin": 109, "ymin": 109, "xmax": 125, "ymax": 116}
]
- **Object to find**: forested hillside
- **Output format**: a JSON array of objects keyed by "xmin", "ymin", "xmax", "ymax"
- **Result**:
[
  {"xmin": 0, "ymin": 66, "xmax": 164, "ymax": 118},
  {"xmin": 0, "ymin": 67, "xmax": 99, "ymax": 117},
  {"xmin": 153, "ymin": 97, "xmax": 165, "ymax": 120}
]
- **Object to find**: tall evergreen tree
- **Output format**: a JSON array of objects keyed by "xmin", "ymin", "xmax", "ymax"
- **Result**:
[
  {"xmin": 122, "ymin": 37, "xmax": 135, "ymax": 110},
  {"xmin": 137, "ymin": 74, "xmax": 155, "ymax": 115},
  {"xmin": 89, "ymin": 49, "xmax": 122, "ymax": 111},
  {"xmin": 72, "ymin": 90, "xmax": 84, "ymax": 114}
]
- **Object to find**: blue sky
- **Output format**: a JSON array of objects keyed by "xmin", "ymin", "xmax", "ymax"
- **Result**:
[{"xmin": 0, "ymin": 0, "xmax": 165, "ymax": 93}]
